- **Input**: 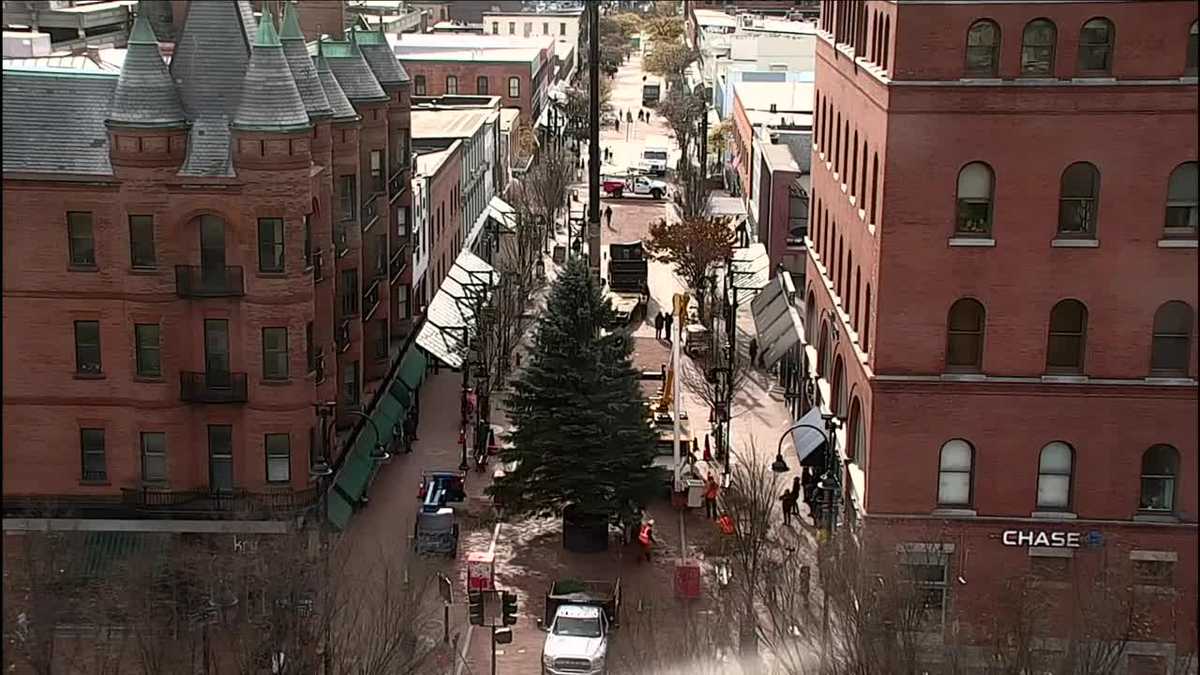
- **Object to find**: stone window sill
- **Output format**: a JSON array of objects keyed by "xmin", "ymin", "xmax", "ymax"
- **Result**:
[
  {"xmin": 948, "ymin": 237, "xmax": 994, "ymax": 247},
  {"xmin": 1158, "ymin": 239, "xmax": 1198, "ymax": 248},
  {"xmin": 68, "ymin": 264, "xmax": 98, "ymax": 272},
  {"xmin": 1133, "ymin": 512, "xmax": 1180, "ymax": 524},
  {"xmin": 1071, "ymin": 75, "xmax": 1117, "ymax": 83},
  {"xmin": 133, "ymin": 375, "xmax": 165, "ymax": 383},
  {"xmin": 129, "ymin": 267, "xmax": 159, "ymax": 275},
  {"xmin": 1040, "ymin": 374, "xmax": 1087, "ymax": 384},
  {"xmin": 79, "ymin": 479, "xmax": 111, "ymax": 486},
  {"xmin": 959, "ymin": 77, "xmax": 1002, "ymax": 84},
  {"xmin": 1051, "ymin": 238, "xmax": 1099, "ymax": 248},
  {"xmin": 74, "ymin": 372, "xmax": 106, "ymax": 380},
  {"xmin": 261, "ymin": 378, "xmax": 293, "ymax": 386},
  {"xmin": 1031, "ymin": 510, "xmax": 1078, "ymax": 520},
  {"xmin": 931, "ymin": 507, "xmax": 977, "ymax": 518},
  {"xmin": 940, "ymin": 372, "xmax": 986, "ymax": 382},
  {"xmin": 256, "ymin": 271, "xmax": 287, "ymax": 279}
]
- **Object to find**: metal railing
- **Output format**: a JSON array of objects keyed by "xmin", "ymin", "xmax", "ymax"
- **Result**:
[
  {"xmin": 361, "ymin": 193, "xmax": 380, "ymax": 231},
  {"xmin": 389, "ymin": 242, "xmax": 410, "ymax": 283},
  {"xmin": 120, "ymin": 487, "xmax": 319, "ymax": 517},
  {"xmin": 179, "ymin": 371, "xmax": 248, "ymax": 404},
  {"xmin": 310, "ymin": 348, "xmax": 326, "ymax": 383},
  {"xmin": 312, "ymin": 247, "xmax": 325, "ymax": 282},
  {"xmin": 336, "ymin": 320, "xmax": 352, "ymax": 353},
  {"xmin": 334, "ymin": 225, "xmax": 350, "ymax": 257},
  {"xmin": 175, "ymin": 265, "xmax": 245, "ymax": 298},
  {"xmin": 363, "ymin": 280, "xmax": 381, "ymax": 322},
  {"xmin": 389, "ymin": 164, "xmax": 409, "ymax": 202}
]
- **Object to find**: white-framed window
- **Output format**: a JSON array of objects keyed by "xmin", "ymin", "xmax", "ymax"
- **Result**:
[
  {"xmin": 141, "ymin": 431, "xmax": 167, "ymax": 483},
  {"xmin": 508, "ymin": 76, "xmax": 520, "ymax": 98},
  {"xmin": 1164, "ymin": 161, "xmax": 1198, "ymax": 238},
  {"xmin": 937, "ymin": 439, "xmax": 974, "ymax": 506},
  {"xmin": 265, "ymin": 433, "xmax": 291, "ymax": 483},
  {"xmin": 1139, "ymin": 444, "xmax": 1179, "ymax": 512},
  {"xmin": 899, "ymin": 549, "xmax": 949, "ymax": 631},
  {"xmin": 1036, "ymin": 441, "xmax": 1073, "ymax": 510}
]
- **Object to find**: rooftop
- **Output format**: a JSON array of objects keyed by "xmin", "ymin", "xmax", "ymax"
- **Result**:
[
  {"xmin": 415, "ymin": 140, "xmax": 461, "ymax": 177},
  {"xmin": 693, "ymin": 9, "xmax": 738, "ymax": 29},
  {"xmin": 481, "ymin": 8, "xmax": 583, "ymax": 17},
  {"xmin": 395, "ymin": 47, "xmax": 543, "ymax": 64},
  {"xmin": 733, "ymin": 81, "xmax": 813, "ymax": 113},
  {"xmin": 411, "ymin": 108, "xmax": 494, "ymax": 139},
  {"xmin": 761, "ymin": 143, "xmax": 801, "ymax": 173},
  {"xmin": 498, "ymin": 107, "xmax": 520, "ymax": 130}
]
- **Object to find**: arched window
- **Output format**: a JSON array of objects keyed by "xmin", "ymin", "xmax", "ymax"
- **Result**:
[
  {"xmin": 832, "ymin": 356, "xmax": 848, "ymax": 418},
  {"xmin": 1165, "ymin": 161, "xmax": 1198, "ymax": 238},
  {"xmin": 1046, "ymin": 299, "xmax": 1088, "ymax": 373},
  {"xmin": 965, "ymin": 20, "xmax": 1001, "ymax": 77},
  {"xmin": 1037, "ymin": 442, "xmax": 1074, "ymax": 510},
  {"xmin": 1151, "ymin": 301, "xmax": 1194, "ymax": 376},
  {"xmin": 1188, "ymin": 21, "xmax": 1198, "ymax": 76},
  {"xmin": 863, "ymin": 285, "xmax": 872, "ymax": 353},
  {"xmin": 818, "ymin": 320, "xmax": 832, "ymax": 378},
  {"xmin": 806, "ymin": 290, "xmax": 817, "ymax": 341},
  {"xmin": 835, "ymin": 235, "xmax": 843, "ymax": 295},
  {"xmin": 842, "ymin": 121, "xmax": 850, "ymax": 179},
  {"xmin": 870, "ymin": 153, "xmax": 879, "ymax": 224},
  {"xmin": 955, "ymin": 162, "xmax": 994, "ymax": 236},
  {"xmin": 859, "ymin": 141, "xmax": 869, "ymax": 204},
  {"xmin": 845, "ymin": 251, "xmax": 853, "ymax": 306},
  {"xmin": 946, "ymin": 298, "xmax": 986, "ymax": 371},
  {"xmin": 1021, "ymin": 19, "xmax": 1057, "ymax": 77},
  {"xmin": 1139, "ymin": 445, "xmax": 1179, "ymax": 512},
  {"xmin": 1058, "ymin": 162, "xmax": 1100, "ymax": 237},
  {"xmin": 1077, "ymin": 18, "xmax": 1115, "ymax": 74},
  {"xmin": 882, "ymin": 16, "xmax": 890, "ymax": 69},
  {"xmin": 938, "ymin": 439, "xmax": 974, "ymax": 506},
  {"xmin": 853, "ymin": 268, "xmax": 861, "ymax": 332},
  {"xmin": 834, "ymin": 111, "xmax": 842, "ymax": 171},
  {"xmin": 848, "ymin": 397, "xmax": 866, "ymax": 466},
  {"xmin": 851, "ymin": 131, "xmax": 859, "ymax": 198},
  {"xmin": 872, "ymin": 12, "xmax": 880, "ymax": 63}
]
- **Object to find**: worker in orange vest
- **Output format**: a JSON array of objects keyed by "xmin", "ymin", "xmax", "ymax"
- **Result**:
[
  {"xmin": 704, "ymin": 473, "xmax": 721, "ymax": 520},
  {"xmin": 638, "ymin": 519, "xmax": 655, "ymax": 563}
]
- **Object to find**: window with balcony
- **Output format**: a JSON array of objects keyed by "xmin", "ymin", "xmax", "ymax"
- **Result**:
[
  {"xmin": 135, "ymin": 323, "xmax": 161, "ymax": 378},
  {"xmin": 141, "ymin": 431, "xmax": 167, "ymax": 484},
  {"xmin": 68, "ymin": 211, "xmax": 95, "ymax": 267},
  {"xmin": 946, "ymin": 299, "xmax": 985, "ymax": 371},
  {"xmin": 508, "ymin": 77, "xmax": 520, "ymax": 98},
  {"xmin": 265, "ymin": 433, "xmax": 291, "ymax": 483},
  {"xmin": 1164, "ymin": 161, "xmax": 1198, "ymax": 238},
  {"xmin": 208, "ymin": 425, "xmax": 234, "ymax": 494},
  {"xmin": 341, "ymin": 269, "xmax": 359, "ymax": 316},
  {"xmin": 1077, "ymin": 18, "xmax": 1115, "ymax": 75},
  {"xmin": 370, "ymin": 149, "xmax": 384, "ymax": 193},
  {"xmin": 1036, "ymin": 442, "xmax": 1074, "ymax": 510},
  {"xmin": 477, "ymin": 76, "xmax": 489, "ymax": 95},
  {"xmin": 80, "ymin": 428, "xmax": 106, "ymax": 482},
  {"xmin": 339, "ymin": 176, "xmax": 357, "ymax": 221},
  {"xmin": 262, "ymin": 327, "xmax": 289, "ymax": 381},
  {"xmin": 955, "ymin": 162, "xmax": 994, "ymax": 236},
  {"xmin": 446, "ymin": 75, "xmax": 458, "ymax": 95},
  {"xmin": 937, "ymin": 439, "xmax": 974, "ymax": 507},
  {"xmin": 1057, "ymin": 162, "xmax": 1100, "ymax": 237},
  {"xmin": 414, "ymin": 75, "xmax": 426, "ymax": 95},
  {"xmin": 964, "ymin": 20, "xmax": 1001, "ymax": 77},
  {"xmin": 1045, "ymin": 299, "xmax": 1087, "ymax": 373},
  {"xmin": 1021, "ymin": 19, "xmax": 1057, "ymax": 77},
  {"xmin": 129, "ymin": 214, "xmax": 156, "ymax": 269},
  {"xmin": 74, "ymin": 320, "xmax": 102, "ymax": 375},
  {"xmin": 1139, "ymin": 444, "xmax": 1179, "ymax": 512},
  {"xmin": 1150, "ymin": 301, "xmax": 1193, "ymax": 376},
  {"xmin": 257, "ymin": 217, "xmax": 285, "ymax": 272}
]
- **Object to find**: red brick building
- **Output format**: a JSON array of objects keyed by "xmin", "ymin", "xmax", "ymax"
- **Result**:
[
  {"xmin": 412, "ymin": 141, "xmax": 464, "ymax": 311},
  {"xmin": 802, "ymin": 0, "xmax": 1198, "ymax": 669},
  {"xmin": 1, "ymin": 1, "xmax": 416, "ymax": 524},
  {"xmin": 396, "ymin": 43, "xmax": 552, "ymax": 125}
]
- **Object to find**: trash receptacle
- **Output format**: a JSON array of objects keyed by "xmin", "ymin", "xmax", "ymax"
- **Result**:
[
  {"xmin": 674, "ymin": 559, "xmax": 701, "ymax": 599},
  {"xmin": 685, "ymin": 479, "xmax": 705, "ymax": 509}
]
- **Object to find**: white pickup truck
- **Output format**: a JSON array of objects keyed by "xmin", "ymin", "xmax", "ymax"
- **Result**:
[
  {"xmin": 601, "ymin": 174, "xmax": 667, "ymax": 200},
  {"xmin": 540, "ymin": 579, "xmax": 620, "ymax": 675}
]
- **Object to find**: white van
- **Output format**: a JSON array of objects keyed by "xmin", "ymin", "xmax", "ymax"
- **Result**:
[{"xmin": 639, "ymin": 135, "xmax": 670, "ymax": 176}]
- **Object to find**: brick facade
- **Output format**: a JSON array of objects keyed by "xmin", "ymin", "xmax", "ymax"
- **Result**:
[
  {"xmin": 401, "ymin": 58, "xmax": 547, "ymax": 125},
  {"xmin": 805, "ymin": 0, "xmax": 1198, "ymax": 665}
]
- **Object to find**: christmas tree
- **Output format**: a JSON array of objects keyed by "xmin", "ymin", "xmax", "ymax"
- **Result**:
[{"xmin": 488, "ymin": 259, "xmax": 659, "ymax": 523}]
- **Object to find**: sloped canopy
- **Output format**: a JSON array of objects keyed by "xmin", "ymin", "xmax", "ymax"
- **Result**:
[
  {"xmin": 729, "ymin": 242, "xmax": 769, "ymax": 306},
  {"xmin": 751, "ymin": 272, "xmax": 804, "ymax": 369},
  {"xmin": 416, "ymin": 251, "xmax": 499, "ymax": 368}
]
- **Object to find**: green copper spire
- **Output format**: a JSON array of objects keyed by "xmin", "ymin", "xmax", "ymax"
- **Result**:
[
  {"xmin": 255, "ymin": 7, "xmax": 280, "ymax": 47},
  {"xmin": 128, "ymin": 1, "xmax": 158, "ymax": 45},
  {"xmin": 279, "ymin": 1, "xmax": 303, "ymax": 41}
]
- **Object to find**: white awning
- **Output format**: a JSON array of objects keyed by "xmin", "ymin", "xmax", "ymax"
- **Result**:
[
  {"xmin": 466, "ymin": 195, "xmax": 516, "ymax": 249},
  {"xmin": 415, "ymin": 250, "xmax": 498, "ymax": 368},
  {"xmin": 729, "ymin": 242, "xmax": 769, "ymax": 306},
  {"xmin": 750, "ymin": 272, "xmax": 803, "ymax": 369},
  {"xmin": 789, "ymin": 405, "xmax": 827, "ymax": 466}
]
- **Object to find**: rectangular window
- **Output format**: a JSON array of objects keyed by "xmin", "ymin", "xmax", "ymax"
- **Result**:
[
  {"xmin": 134, "ymin": 323, "xmax": 161, "ymax": 378},
  {"xmin": 477, "ymin": 76, "xmax": 489, "ymax": 95},
  {"xmin": 491, "ymin": 21, "xmax": 498, "ymax": 33},
  {"xmin": 542, "ymin": 21, "xmax": 548, "ymax": 34},
  {"xmin": 208, "ymin": 425, "xmax": 234, "ymax": 493},
  {"xmin": 129, "ymin": 215, "xmax": 156, "ymax": 269},
  {"xmin": 303, "ymin": 213, "xmax": 313, "ymax": 267},
  {"xmin": 370, "ymin": 149, "xmax": 384, "ymax": 193},
  {"xmin": 508, "ymin": 21, "xmax": 515, "ymax": 35},
  {"xmin": 446, "ymin": 75, "xmax": 459, "ymax": 95},
  {"xmin": 398, "ymin": 284, "xmax": 410, "ymax": 319},
  {"xmin": 74, "ymin": 320, "xmax": 102, "ymax": 374},
  {"xmin": 375, "ymin": 234, "xmax": 387, "ymax": 277},
  {"xmin": 265, "ymin": 433, "xmax": 291, "ymax": 483},
  {"xmin": 374, "ymin": 319, "xmax": 388, "ymax": 361},
  {"xmin": 560, "ymin": 22, "xmax": 566, "ymax": 36},
  {"xmin": 68, "ymin": 211, "xmax": 96, "ymax": 267},
  {"xmin": 306, "ymin": 321, "xmax": 315, "ymax": 373},
  {"xmin": 141, "ymin": 431, "xmax": 167, "ymax": 483},
  {"xmin": 342, "ymin": 360, "xmax": 360, "ymax": 406},
  {"xmin": 900, "ymin": 550, "xmax": 948, "ymax": 631},
  {"xmin": 414, "ymin": 75, "xmax": 426, "ymax": 96},
  {"xmin": 262, "ymin": 327, "xmax": 289, "ymax": 380},
  {"xmin": 1133, "ymin": 560, "xmax": 1174, "ymax": 587},
  {"xmin": 80, "ymin": 428, "xmax": 106, "ymax": 482},
  {"xmin": 258, "ymin": 217, "xmax": 285, "ymax": 272},
  {"xmin": 524, "ymin": 22, "xmax": 531, "ymax": 37},
  {"xmin": 341, "ymin": 269, "xmax": 359, "ymax": 315},
  {"xmin": 339, "ymin": 175, "xmax": 357, "ymax": 221},
  {"xmin": 508, "ymin": 77, "xmax": 520, "ymax": 98}
]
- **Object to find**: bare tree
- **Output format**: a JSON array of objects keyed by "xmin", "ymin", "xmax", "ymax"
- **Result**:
[
  {"xmin": 609, "ymin": 597, "xmax": 741, "ymax": 675},
  {"xmin": 646, "ymin": 215, "xmax": 735, "ymax": 320}
]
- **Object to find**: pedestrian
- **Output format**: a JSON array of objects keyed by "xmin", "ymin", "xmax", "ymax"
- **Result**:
[
  {"xmin": 704, "ymin": 473, "xmax": 720, "ymax": 519},
  {"xmin": 638, "ymin": 518, "xmax": 656, "ymax": 562},
  {"xmin": 604, "ymin": 205, "xmax": 613, "ymax": 229},
  {"xmin": 664, "ymin": 312, "xmax": 674, "ymax": 341},
  {"xmin": 654, "ymin": 311, "xmax": 664, "ymax": 339},
  {"xmin": 638, "ymin": 109, "xmax": 644, "ymax": 122},
  {"xmin": 703, "ymin": 433, "xmax": 712, "ymax": 462},
  {"xmin": 748, "ymin": 337, "xmax": 759, "ymax": 369},
  {"xmin": 615, "ymin": 117, "xmax": 621, "ymax": 133},
  {"xmin": 405, "ymin": 408, "xmax": 419, "ymax": 443},
  {"xmin": 780, "ymin": 476, "xmax": 800, "ymax": 526},
  {"xmin": 626, "ymin": 110, "xmax": 633, "ymax": 124}
]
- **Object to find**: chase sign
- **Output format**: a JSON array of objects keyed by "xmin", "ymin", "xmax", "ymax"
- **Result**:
[{"xmin": 1001, "ymin": 530, "xmax": 1082, "ymax": 548}]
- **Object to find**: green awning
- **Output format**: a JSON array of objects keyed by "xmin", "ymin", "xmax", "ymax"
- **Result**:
[
  {"xmin": 398, "ymin": 347, "xmax": 427, "ymax": 391},
  {"xmin": 327, "ymin": 490, "xmax": 354, "ymax": 531},
  {"xmin": 374, "ymin": 388, "xmax": 406, "ymax": 435},
  {"xmin": 334, "ymin": 440, "xmax": 376, "ymax": 503},
  {"xmin": 389, "ymin": 379, "xmax": 412, "ymax": 408}
]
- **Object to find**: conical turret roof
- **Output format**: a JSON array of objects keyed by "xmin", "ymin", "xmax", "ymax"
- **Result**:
[
  {"xmin": 320, "ymin": 31, "xmax": 388, "ymax": 103},
  {"xmin": 280, "ymin": 1, "xmax": 332, "ymax": 119},
  {"xmin": 232, "ymin": 8, "xmax": 311, "ymax": 132},
  {"xmin": 106, "ymin": 2, "xmax": 187, "ymax": 128},
  {"xmin": 314, "ymin": 42, "xmax": 360, "ymax": 122},
  {"xmin": 353, "ymin": 27, "xmax": 409, "ymax": 88}
]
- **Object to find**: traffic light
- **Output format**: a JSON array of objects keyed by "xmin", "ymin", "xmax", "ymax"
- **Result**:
[
  {"xmin": 468, "ymin": 590, "xmax": 484, "ymax": 626},
  {"xmin": 501, "ymin": 590, "xmax": 518, "ymax": 626}
]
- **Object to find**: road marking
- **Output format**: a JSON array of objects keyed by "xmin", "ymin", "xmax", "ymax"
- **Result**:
[{"xmin": 452, "ymin": 523, "xmax": 503, "ymax": 675}]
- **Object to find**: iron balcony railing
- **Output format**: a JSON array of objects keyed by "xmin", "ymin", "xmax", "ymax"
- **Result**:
[
  {"xmin": 335, "ymin": 320, "xmax": 352, "ymax": 353},
  {"xmin": 363, "ymin": 280, "xmax": 381, "ymax": 322},
  {"xmin": 120, "ymin": 487, "xmax": 319, "ymax": 517},
  {"xmin": 312, "ymin": 247, "xmax": 325, "ymax": 282},
  {"xmin": 175, "ymin": 265, "xmax": 245, "ymax": 298},
  {"xmin": 334, "ymin": 225, "xmax": 350, "ymax": 258},
  {"xmin": 388, "ymin": 166, "xmax": 408, "ymax": 202},
  {"xmin": 389, "ymin": 242, "xmax": 410, "ymax": 283},
  {"xmin": 313, "ymin": 349, "xmax": 326, "ymax": 384},
  {"xmin": 361, "ymin": 193, "xmax": 380, "ymax": 231},
  {"xmin": 179, "ymin": 371, "xmax": 248, "ymax": 404}
]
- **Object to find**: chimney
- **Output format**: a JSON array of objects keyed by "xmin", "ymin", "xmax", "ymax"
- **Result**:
[{"xmin": 769, "ymin": 103, "xmax": 777, "ymax": 113}]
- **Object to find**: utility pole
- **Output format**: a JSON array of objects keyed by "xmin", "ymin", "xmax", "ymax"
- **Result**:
[{"xmin": 586, "ymin": 0, "xmax": 601, "ymax": 278}]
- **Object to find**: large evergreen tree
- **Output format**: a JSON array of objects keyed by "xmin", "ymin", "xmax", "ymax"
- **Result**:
[{"xmin": 488, "ymin": 259, "xmax": 658, "ymax": 521}]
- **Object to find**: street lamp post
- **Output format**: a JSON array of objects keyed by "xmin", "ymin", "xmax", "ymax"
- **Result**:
[{"xmin": 310, "ymin": 402, "xmax": 335, "ymax": 675}]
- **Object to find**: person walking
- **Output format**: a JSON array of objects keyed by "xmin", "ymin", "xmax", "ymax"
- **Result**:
[
  {"xmin": 704, "ymin": 473, "xmax": 721, "ymax": 519},
  {"xmin": 780, "ymin": 476, "xmax": 801, "ymax": 526},
  {"xmin": 638, "ymin": 519, "xmax": 656, "ymax": 562},
  {"xmin": 664, "ymin": 312, "xmax": 674, "ymax": 341},
  {"xmin": 604, "ymin": 205, "xmax": 613, "ymax": 229},
  {"xmin": 654, "ymin": 311, "xmax": 664, "ymax": 339},
  {"xmin": 626, "ymin": 110, "xmax": 633, "ymax": 125},
  {"xmin": 615, "ymin": 117, "xmax": 621, "ymax": 133},
  {"xmin": 748, "ymin": 337, "xmax": 759, "ymax": 370}
]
